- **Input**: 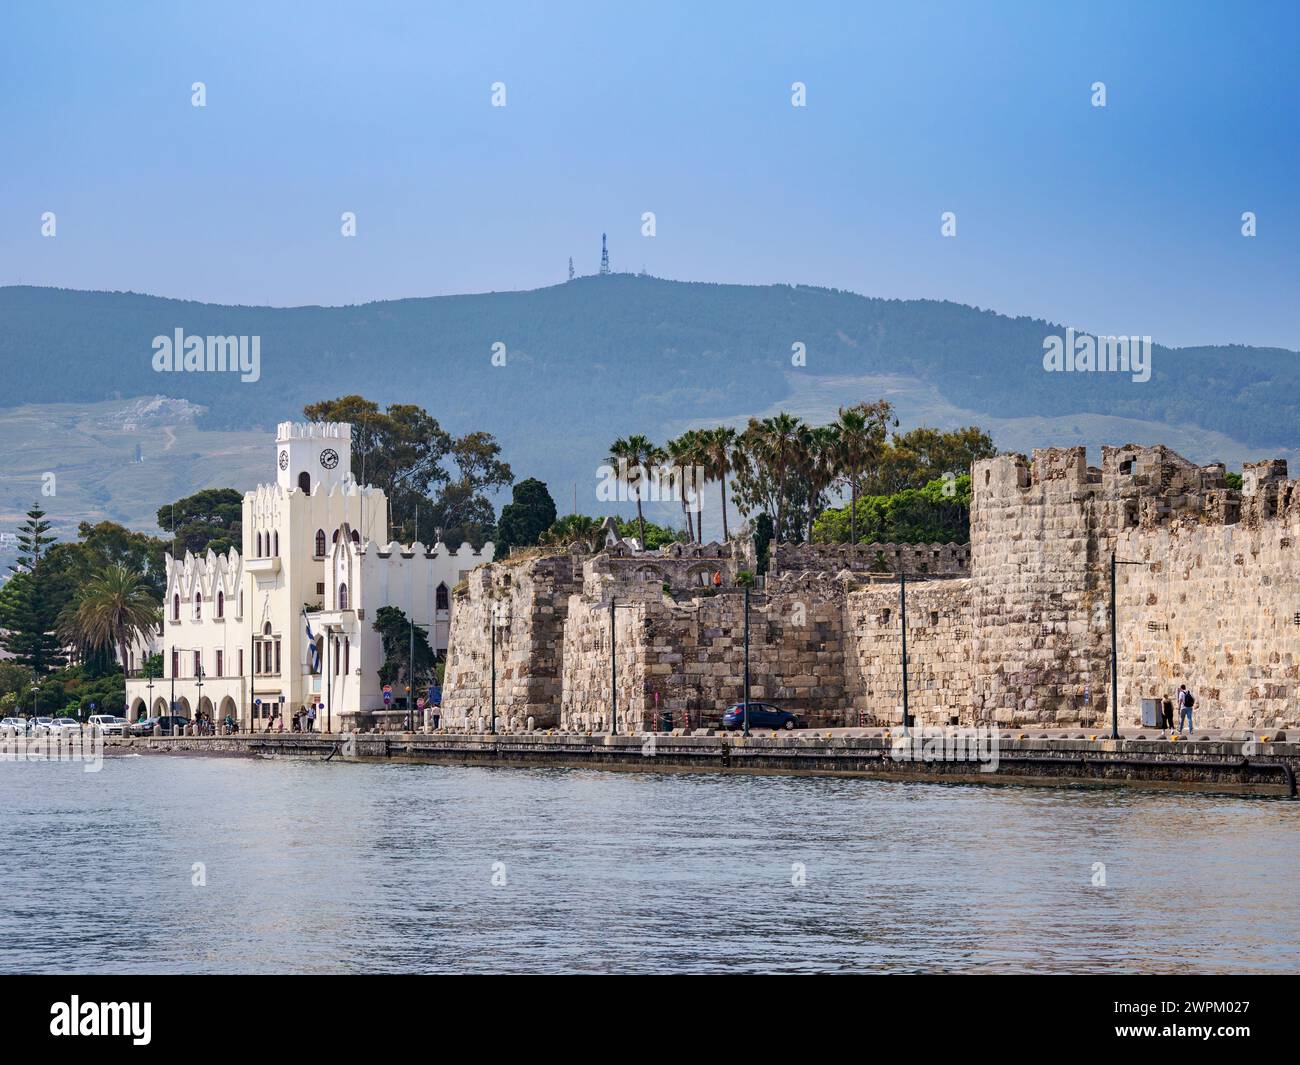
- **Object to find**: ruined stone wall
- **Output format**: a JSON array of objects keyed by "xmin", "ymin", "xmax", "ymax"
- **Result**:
[
  {"xmin": 969, "ymin": 448, "xmax": 1108, "ymax": 726},
  {"xmin": 441, "ymin": 445, "xmax": 1300, "ymax": 734},
  {"xmin": 441, "ymin": 552, "xmax": 583, "ymax": 729},
  {"xmin": 970, "ymin": 445, "xmax": 1300, "ymax": 729},
  {"xmin": 1117, "ymin": 505, "xmax": 1300, "ymax": 730},
  {"xmin": 561, "ymin": 573, "xmax": 850, "ymax": 731},
  {"xmin": 844, "ymin": 578, "xmax": 973, "ymax": 728},
  {"xmin": 772, "ymin": 541, "xmax": 970, "ymax": 576}
]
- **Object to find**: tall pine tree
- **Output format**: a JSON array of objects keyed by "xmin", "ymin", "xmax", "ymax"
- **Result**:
[{"xmin": 0, "ymin": 503, "xmax": 65, "ymax": 673}]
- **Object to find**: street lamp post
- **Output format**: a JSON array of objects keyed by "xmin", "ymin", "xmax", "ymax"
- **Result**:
[
  {"xmin": 489, "ymin": 610, "xmax": 497, "ymax": 735},
  {"xmin": 899, "ymin": 568, "xmax": 911, "ymax": 736},
  {"xmin": 742, "ymin": 584, "xmax": 751, "ymax": 737},
  {"xmin": 610, "ymin": 597, "xmax": 617, "ymax": 735}
]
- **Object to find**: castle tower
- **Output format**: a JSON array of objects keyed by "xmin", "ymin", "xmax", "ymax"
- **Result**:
[{"xmin": 275, "ymin": 421, "xmax": 352, "ymax": 495}]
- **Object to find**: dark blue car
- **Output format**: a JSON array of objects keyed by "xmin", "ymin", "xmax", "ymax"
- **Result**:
[{"xmin": 721, "ymin": 702, "xmax": 802, "ymax": 731}]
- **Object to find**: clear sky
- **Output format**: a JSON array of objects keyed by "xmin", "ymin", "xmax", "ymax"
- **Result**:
[{"xmin": 2, "ymin": 0, "xmax": 1297, "ymax": 348}]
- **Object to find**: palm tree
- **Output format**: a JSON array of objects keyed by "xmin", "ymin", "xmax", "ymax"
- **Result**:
[
  {"xmin": 746, "ymin": 413, "xmax": 806, "ymax": 542},
  {"xmin": 664, "ymin": 434, "xmax": 695, "ymax": 542},
  {"xmin": 606, "ymin": 434, "xmax": 660, "ymax": 549},
  {"xmin": 698, "ymin": 426, "xmax": 739, "ymax": 542},
  {"xmin": 60, "ymin": 564, "xmax": 160, "ymax": 674},
  {"xmin": 833, "ymin": 401, "xmax": 896, "ymax": 543},
  {"xmin": 800, "ymin": 423, "xmax": 841, "ymax": 541},
  {"xmin": 540, "ymin": 514, "xmax": 603, "ymax": 551}
]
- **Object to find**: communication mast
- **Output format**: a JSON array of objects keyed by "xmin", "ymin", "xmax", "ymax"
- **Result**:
[
  {"xmin": 599, "ymin": 233, "xmax": 610, "ymax": 275},
  {"xmin": 568, "ymin": 257, "xmax": 575, "ymax": 281}
]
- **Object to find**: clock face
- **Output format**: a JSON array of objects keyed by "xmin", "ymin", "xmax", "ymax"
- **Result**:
[
  {"xmin": 278, "ymin": 450, "xmax": 289, "ymax": 470},
  {"xmin": 320, "ymin": 448, "xmax": 340, "ymax": 470}
]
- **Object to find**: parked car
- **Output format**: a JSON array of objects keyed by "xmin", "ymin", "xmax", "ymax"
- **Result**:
[
  {"xmin": 87, "ymin": 714, "xmax": 128, "ymax": 736},
  {"xmin": 0, "ymin": 716, "xmax": 29, "ymax": 735},
  {"xmin": 721, "ymin": 702, "xmax": 803, "ymax": 731},
  {"xmin": 129, "ymin": 715, "xmax": 190, "ymax": 736},
  {"xmin": 30, "ymin": 717, "xmax": 56, "ymax": 735},
  {"xmin": 50, "ymin": 717, "xmax": 83, "ymax": 733}
]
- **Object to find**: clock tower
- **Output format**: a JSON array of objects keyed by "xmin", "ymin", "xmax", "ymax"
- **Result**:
[{"xmin": 275, "ymin": 421, "xmax": 352, "ymax": 494}]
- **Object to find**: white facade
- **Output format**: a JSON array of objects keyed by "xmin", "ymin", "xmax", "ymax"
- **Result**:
[{"xmin": 126, "ymin": 421, "xmax": 493, "ymax": 730}]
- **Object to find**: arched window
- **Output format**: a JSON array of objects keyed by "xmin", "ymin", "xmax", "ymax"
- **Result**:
[
  {"xmin": 194, "ymin": 591, "xmax": 203, "ymax": 620},
  {"xmin": 256, "ymin": 532, "xmax": 263, "ymax": 556},
  {"xmin": 298, "ymin": 471, "xmax": 311, "ymax": 494},
  {"xmin": 273, "ymin": 531, "xmax": 279, "ymax": 556},
  {"xmin": 315, "ymin": 636, "xmax": 324, "ymax": 675},
  {"xmin": 350, "ymin": 530, "xmax": 360, "ymax": 544},
  {"xmin": 315, "ymin": 529, "xmax": 326, "ymax": 556},
  {"xmin": 344, "ymin": 638, "xmax": 350, "ymax": 674},
  {"xmin": 172, "ymin": 593, "xmax": 180, "ymax": 622},
  {"xmin": 216, "ymin": 590, "xmax": 224, "ymax": 618},
  {"xmin": 436, "ymin": 583, "xmax": 449, "ymax": 611},
  {"xmin": 338, "ymin": 583, "xmax": 349, "ymax": 610},
  {"xmin": 333, "ymin": 637, "xmax": 340, "ymax": 674},
  {"xmin": 332, "ymin": 529, "xmax": 340, "ymax": 544}
]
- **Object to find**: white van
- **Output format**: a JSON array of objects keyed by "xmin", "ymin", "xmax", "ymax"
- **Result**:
[{"xmin": 87, "ymin": 715, "xmax": 127, "ymax": 736}]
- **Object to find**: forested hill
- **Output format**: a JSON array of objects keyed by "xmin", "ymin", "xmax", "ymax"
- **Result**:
[{"xmin": 1, "ymin": 276, "xmax": 1296, "ymax": 463}]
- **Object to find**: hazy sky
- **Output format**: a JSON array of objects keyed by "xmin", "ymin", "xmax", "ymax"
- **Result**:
[{"xmin": 2, "ymin": 0, "xmax": 1297, "ymax": 348}]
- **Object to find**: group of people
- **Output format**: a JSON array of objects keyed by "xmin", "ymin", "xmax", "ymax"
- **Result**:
[
  {"xmin": 1158, "ymin": 684, "xmax": 1196, "ymax": 733},
  {"xmin": 261, "ymin": 704, "xmax": 319, "ymax": 733}
]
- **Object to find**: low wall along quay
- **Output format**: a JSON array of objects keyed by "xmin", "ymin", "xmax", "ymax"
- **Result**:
[{"xmin": 104, "ymin": 729, "xmax": 1300, "ymax": 799}]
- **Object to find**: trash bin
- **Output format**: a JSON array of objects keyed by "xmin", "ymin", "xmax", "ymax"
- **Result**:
[{"xmin": 1140, "ymin": 698, "xmax": 1161, "ymax": 728}]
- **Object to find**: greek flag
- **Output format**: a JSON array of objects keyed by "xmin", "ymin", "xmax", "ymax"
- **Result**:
[{"xmin": 304, "ymin": 610, "xmax": 320, "ymax": 673}]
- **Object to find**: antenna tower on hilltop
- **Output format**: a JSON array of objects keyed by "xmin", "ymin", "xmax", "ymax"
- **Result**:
[
  {"xmin": 568, "ymin": 257, "xmax": 575, "ymax": 281},
  {"xmin": 599, "ymin": 233, "xmax": 610, "ymax": 275}
]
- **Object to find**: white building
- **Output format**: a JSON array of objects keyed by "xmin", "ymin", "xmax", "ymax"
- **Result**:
[{"xmin": 126, "ymin": 421, "xmax": 493, "ymax": 730}]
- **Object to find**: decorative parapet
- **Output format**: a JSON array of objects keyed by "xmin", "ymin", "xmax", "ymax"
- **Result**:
[{"xmin": 275, "ymin": 421, "xmax": 352, "ymax": 442}]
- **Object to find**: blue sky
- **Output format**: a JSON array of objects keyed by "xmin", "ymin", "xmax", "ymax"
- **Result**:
[{"xmin": 1, "ymin": 0, "xmax": 1297, "ymax": 348}]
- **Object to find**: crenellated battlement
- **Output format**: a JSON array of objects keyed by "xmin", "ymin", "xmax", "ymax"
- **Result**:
[
  {"xmin": 276, "ymin": 421, "xmax": 351, "ymax": 442},
  {"xmin": 974, "ymin": 444, "xmax": 1298, "ymax": 535}
]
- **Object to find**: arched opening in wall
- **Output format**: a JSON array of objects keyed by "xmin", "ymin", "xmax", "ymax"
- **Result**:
[
  {"xmin": 344, "ymin": 638, "xmax": 350, "ymax": 674},
  {"xmin": 218, "ymin": 696, "xmax": 237, "ymax": 722},
  {"xmin": 350, "ymin": 530, "xmax": 360, "ymax": 545},
  {"xmin": 332, "ymin": 637, "xmax": 340, "ymax": 673},
  {"xmin": 333, "ymin": 529, "xmax": 340, "ymax": 544},
  {"xmin": 315, "ymin": 530, "xmax": 326, "ymax": 557},
  {"xmin": 175, "ymin": 696, "xmax": 192, "ymax": 720},
  {"xmin": 152, "ymin": 697, "xmax": 169, "ymax": 717},
  {"xmin": 194, "ymin": 592, "xmax": 202, "ymax": 620},
  {"xmin": 216, "ymin": 590, "xmax": 224, "ymax": 618},
  {"xmin": 256, "ymin": 532, "xmax": 264, "ymax": 556},
  {"xmin": 315, "ymin": 636, "xmax": 324, "ymax": 674},
  {"xmin": 338, "ymin": 583, "xmax": 349, "ymax": 610},
  {"xmin": 172, "ymin": 594, "xmax": 180, "ymax": 622},
  {"xmin": 129, "ymin": 697, "xmax": 147, "ymax": 721},
  {"xmin": 198, "ymin": 695, "xmax": 214, "ymax": 720},
  {"xmin": 298, "ymin": 471, "xmax": 312, "ymax": 493},
  {"xmin": 436, "ymin": 583, "xmax": 449, "ymax": 611},
  {"xmin": 273, "ymin": 531, "xmax": 279, "ymax": 556}
]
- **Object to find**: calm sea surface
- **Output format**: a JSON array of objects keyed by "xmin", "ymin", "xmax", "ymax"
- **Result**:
[{"xmin": 1, "ymin": 752, "xmax": 1297, "ymax": 974}]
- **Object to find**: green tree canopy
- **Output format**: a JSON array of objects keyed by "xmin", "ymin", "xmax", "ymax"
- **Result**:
[
  {"xmin": 496, "ymin": 478, "xmax": 558, "ymax": 554},
  {"xmin": 156, "ymin": 488, "xmax": 243, "ymax": 557},
  {"xmin": 813, "ymin": 474, "xmax": 973, "ymax": 545}
]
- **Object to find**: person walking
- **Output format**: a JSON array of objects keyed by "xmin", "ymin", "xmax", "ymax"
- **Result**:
[
  {"xmin": 1176, "ymin": 684, "xmax": 1195, "ymax": 734},
  {"xmin": 1160, "ymin": 696, "xmax": 1174, "ymax": 732},
  {"xmin": 307, "ymin": 704, "xmax": 316, "ymax": 733}
]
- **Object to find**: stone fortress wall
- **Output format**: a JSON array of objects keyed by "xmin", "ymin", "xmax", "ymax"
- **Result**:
[{"xmin": 442, "ymin": 444, "xmax": 1300, "ymax": 732}]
